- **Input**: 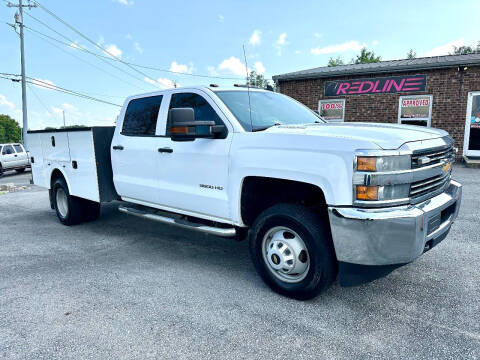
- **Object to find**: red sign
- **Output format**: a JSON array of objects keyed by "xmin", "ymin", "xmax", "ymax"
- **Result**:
[{"xmin": 325, "ymin": 75, "xmax": 427, "ymax": 96}]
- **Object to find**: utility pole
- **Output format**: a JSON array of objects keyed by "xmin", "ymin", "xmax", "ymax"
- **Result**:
[{"xmin": 7, "ymin": 0, "xmax": 37, "ymax": 149}]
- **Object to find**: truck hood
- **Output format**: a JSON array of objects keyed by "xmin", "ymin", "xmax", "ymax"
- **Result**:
[{"xmin": 265, "ymin": 122, "xmax": 448, "ymax": 150}]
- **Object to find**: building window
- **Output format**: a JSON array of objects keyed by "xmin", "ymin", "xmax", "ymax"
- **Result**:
[
  {"xmin": 318, "ymin": 99, "xmax": 345, "ymax": 123},
  {"xmin": 398, "ymin": 95, "xmax": 432, "ymax": 127}
]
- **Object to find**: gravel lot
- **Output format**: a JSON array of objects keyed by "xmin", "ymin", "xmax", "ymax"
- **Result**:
[{"xmin": 0, "ymin": 165, "xmax": 479, "ymax": 359}]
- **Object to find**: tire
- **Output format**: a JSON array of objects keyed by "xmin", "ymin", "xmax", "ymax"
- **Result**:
[
  {"xmin": 52, "ymin": 177, "xmax": 84, "ymax": 226},
  {"xmin": 15, "ymin": 168, "xmax": 26, "ymax": 173},
  {"xmin": 0, "ymin": 163, "xmax": 3, "ymax": 177},
  {"xmin": 249, "ymin": 203, "xmax": 337, "ymax": 300},
  {"xmin": 82, "ymin": 199, "xmax": 101, "ymax": 222}
]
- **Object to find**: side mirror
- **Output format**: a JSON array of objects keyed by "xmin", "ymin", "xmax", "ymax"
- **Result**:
[{"xmin": 169, "ymin": 107, "xmax": 225, "ymax": 141}]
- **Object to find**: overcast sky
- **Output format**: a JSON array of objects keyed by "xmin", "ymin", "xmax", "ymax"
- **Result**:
[{"xmin": 1, "ymin": 0, "xmax": 479, "ymax": 130}]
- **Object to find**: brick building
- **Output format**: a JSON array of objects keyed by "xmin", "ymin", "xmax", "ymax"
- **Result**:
[{"xmin": 273, "ymin": 54, "xmax": 480, "ymax": 161}]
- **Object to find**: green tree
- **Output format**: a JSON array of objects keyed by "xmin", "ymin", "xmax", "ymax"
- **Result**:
[
  {"xmin": 247, "ymin": 70, "xmax": 269, "ymax": 88},
  {"xmin": 353, "ymin": 47, "xmax": 381, "ymax": 64},
  {"xmin": 407, "ymin": 49, "xmax": 416, "ymax": 59},
  {"xmin": 327, "ymin": 56, "xmax": 345, "ymax": 67},
  {"xmin": 0, "ymin": 114, "xmax": 22, "ymax": 143}
]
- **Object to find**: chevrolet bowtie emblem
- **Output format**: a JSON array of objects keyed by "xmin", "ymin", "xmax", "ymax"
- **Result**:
[{"xmin": 443, "ymin": 162, "xmax": 452, "ymax": 173}]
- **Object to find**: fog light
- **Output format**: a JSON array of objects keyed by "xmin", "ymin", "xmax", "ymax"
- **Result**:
[{"xmin": 356, "ymin": 185, "xmax": 379, "ymax": 200}]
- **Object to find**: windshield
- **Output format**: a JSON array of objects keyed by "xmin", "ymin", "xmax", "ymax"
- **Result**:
[{"xmin": 215, "ymin": 90, "xmax": 325, "ymax": 131}]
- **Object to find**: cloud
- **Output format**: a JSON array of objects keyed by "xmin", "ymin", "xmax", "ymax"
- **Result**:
[
  {"xmin": 31, "ymin": 78, "xmax": 56, "ymax": 90},
  {"xmin": 113, "ymin": 0, "xmax": 134, "ymax": 6},
  {"xmin": 62, "ymin": 103, "xmax": 77, "ymax": 111},
  {"xmin": 125, "ymin": 33, "xmax": 133, "ymax": 40},
  {"xmin": 294, "ymin": 50, "xmax": 301, "ymax": 54},
  {"xmin": 134, "ymin": 42, "xmax": 143, "ymax": 54},
  {"xmin": 372, "ymin": 40, "xmax": 378, "ymax": 46},
  {"xmin": 314, "ymin": 33, "xmax": 322, "ymax": 39},
  {"xmin": 218, "ymin": 56, "xmax": 248, "ymax": 76},
  {"xmin": 144, "ymin": 77, "xmax": 178, "ymax": 89},
  {"xmin": 253, "ymin": 61, "xmax": 265, "ymax": 75},
  {"xmin": 169, "ymin": 61, "xmax": 194, "ymax": 74},
  {"xmin": 104, "ymin": 44, "xmax": 122, "ymax": 58},
  {"xmin": 156, "ymin": 78, "xmax": 177, "ymax": 89},
  {"xmin": 424, "ymin": 38, "xmax": 464, "ymax": 57},
  {"xmin": 249, "ymin": 30, "xmax": 262, "ymax": 46},
  {"xmin": 311, "ymin": 40, "xmax": 366, "ymax": 55},
  {"xmin": 275, "ymin": 33, "xmax": 287, "ymax": 55},
  {"xmin": 0, "ymin": 94, "xmax": 14, "ymax": 109},
  {"xmin": 207, "ymin": 66, "xmax": 219, "ymax": 76},
  {"xmin": 70, "ymin": 41, "xmax": 86, "ymax": 50},
  {"xmin": 218, "ymin": 14, "xmax": 224, "ymax": 23}
]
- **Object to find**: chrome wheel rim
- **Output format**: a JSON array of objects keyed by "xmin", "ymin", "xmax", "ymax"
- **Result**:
[
  {"xmin": 262, "ymin": 226, "xmax": 310, "ymax": 283},
  {"xmin": 56, "ymin": 188, "xmax": 69, "ymax": 218}
]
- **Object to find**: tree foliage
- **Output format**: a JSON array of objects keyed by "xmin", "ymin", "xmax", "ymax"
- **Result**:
[
  {"xmin": 450, "ymin": 41, "xmax": 480, "ymax": 55},
  {"xmin": 0, "ymin": 114, "xmax": 22, "ymax": 143},
  {"xmin": 353, "ymin": 47, "xmax": 381, "ymax": 64},
  {"xmin": 407, "ymin": 49, "xmax": 416, "ymax": 59},
  {"xmin": 327, "ymin": 56, "xmax": 345, "ymax": 67},
  {"xmin": 247, "ymin": 70, "xmax": 276, "ymax": 91}
]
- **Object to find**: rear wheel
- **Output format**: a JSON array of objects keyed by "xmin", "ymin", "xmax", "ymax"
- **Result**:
[
  {"xmin": 0, "ymin": 163, "xmax": 3, "ymax": 177},
  {"xmin": 52, "ymin": 177, "xmax": 84, "ymax": 225},
  {"xmin": 249, "ymin": 203, "xmax": 337, "ymax": 300}
]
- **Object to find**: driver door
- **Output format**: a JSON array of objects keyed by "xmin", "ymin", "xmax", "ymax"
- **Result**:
[{"xmin": 154, "ymin": 90, "xmax": 233, "ymax": 221}]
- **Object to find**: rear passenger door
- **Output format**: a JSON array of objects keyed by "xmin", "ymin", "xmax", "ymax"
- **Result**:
[
  {"xmin": 13, "ymin": 144, "xmax": 28, "ymax": 167},
  {"xmin": 1, "ymin": 145, "xmax": 17, "ymax": 169},
  {"xmin": 111, "ymin": 95, "xmax": 165, "ymax": 204}
]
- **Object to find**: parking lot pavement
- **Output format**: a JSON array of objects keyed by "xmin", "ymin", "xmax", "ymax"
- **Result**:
[
  {"xmin": 0, "ymin": 168, "xmax": 32, "ymax": 186},
  {"xmin": 0, "ymin": 165, "xmax": 479, "ymax": 360}
]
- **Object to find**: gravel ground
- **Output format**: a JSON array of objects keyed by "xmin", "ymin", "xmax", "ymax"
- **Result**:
[{"xmin": 0, "ymin": 165, "xmax": 479, "ymax": 359}]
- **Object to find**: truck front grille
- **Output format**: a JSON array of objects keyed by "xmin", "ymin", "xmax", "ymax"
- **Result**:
[
  {"xmin": 411, "ymin": 145, "xmax": 454, "ymax": 169},
  {"xmin": 410, "ymin": 172, "xmax": 451, "ymax": 199}
]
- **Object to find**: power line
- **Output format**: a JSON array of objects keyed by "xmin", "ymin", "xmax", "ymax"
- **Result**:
[
  {"xmin": 23, "ymin": 11, "xmax": 154, "ymax": 89},
  {"xmin": 27, "ymin": 82, "xmax": 53, "ymax": 116},
  {"xmin": 24, "ymin": 26, "xmax": 146, "ymax": 92},
  {"xmin": 0, "ymin": 73, "xmax": 122, "ymax": 107},
  {"xmin": 24, "ymin": 7, "xmax": 247, "ymax": 81},
  {"xmin": 33, "ymin": 0, "xmax": 163, "ymax": 87}
]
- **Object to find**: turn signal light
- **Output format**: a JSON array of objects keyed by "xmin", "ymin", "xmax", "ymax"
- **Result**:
[
  {"xmin": 357, "ymin": 157, "xmax": 377, "ymax": 171},
  {"xmin": 170, "ymin": 126, "xmax": 189, "ymax": 134},
  {"xmin": 356, "ymin": 185, "xmax": 379, "ymax": 200}
]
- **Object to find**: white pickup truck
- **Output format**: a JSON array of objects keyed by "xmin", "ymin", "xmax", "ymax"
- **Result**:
[{"xmin": 27, "ymin": 86, "xmax": 462, "ymax": 299}]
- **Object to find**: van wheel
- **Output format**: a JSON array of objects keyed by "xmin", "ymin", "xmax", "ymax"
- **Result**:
[
  {"xmin": 249, "ymin": 203, "xmax": 337, "ymax": 300},
  {"xmin": 0, "ymin": 163, "xmax": 3, "ymax": 177},
  {"xmin": 52, "ymin": 177, "xmax": 84, "ymax": 226},
  {"xmin": 82, "ymin": 199, "xmax": 101, "ymax": 222},
  {"xmin": 15, "ymin": 168, "xmax": 26, "ymax": 173}
]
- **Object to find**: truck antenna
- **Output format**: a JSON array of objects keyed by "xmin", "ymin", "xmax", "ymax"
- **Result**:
[{"xmin": 242, "ymin": 44, "xmax": 253, "ymax": 131}]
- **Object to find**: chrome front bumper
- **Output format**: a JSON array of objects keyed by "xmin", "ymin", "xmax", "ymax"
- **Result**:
[{"xmin": 328, "ymin": 180, "xmax": 462, "ymax": 266}]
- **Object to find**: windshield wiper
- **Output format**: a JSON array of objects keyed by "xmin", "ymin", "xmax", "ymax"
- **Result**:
[{"xmin": 252, "ymin": 123, "xmax": 281, "ymax": 132}]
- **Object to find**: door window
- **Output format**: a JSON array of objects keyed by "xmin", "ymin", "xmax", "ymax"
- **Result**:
[
  {"xmin": 14, "ymin": 145, "xmax": 24, "ymax": 153},
  {"xmin": 167, "ymin": 93, "xmax": 227, "ymax": 137},
  {"xmin": 468, "ymin": 94, "xmax": 480, "ymax": 151},
  {"xmin": 122, "ymin": 95, "xmax": 163, "ymax": 136},
  {"xmin": 2, "ymin": 145, "xmax": 14, "ymax": 155}
]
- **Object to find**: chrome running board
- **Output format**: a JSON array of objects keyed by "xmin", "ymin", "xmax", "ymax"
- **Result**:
[{"xmin": 118, "ymin": 205, "xmax": 236, "ymax": 237}]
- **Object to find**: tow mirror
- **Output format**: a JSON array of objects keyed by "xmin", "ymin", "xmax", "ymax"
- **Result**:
[{"xmin": 169, "ymin": 107, "xmax": 225, "ymax": 141}]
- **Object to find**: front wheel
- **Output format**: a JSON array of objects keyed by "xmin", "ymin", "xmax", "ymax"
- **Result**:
[
  {"xmin": 249, "ymin": 203, "xmax": 337, "ymax": 300},
  {"xmin": 15, "ymin": 168, "xmax": 26, "ymax": 173}
]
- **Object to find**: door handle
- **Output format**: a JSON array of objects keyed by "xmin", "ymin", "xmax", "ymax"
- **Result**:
[
  {"xmin": 14, "ymin": 154, "xmax": 18, "ymax": 157},
  {"xmin": 158, "ymin": 147, "xmax": 173, "ymax": 153},
  {"xmin": 112, "ymin": 145, "xmax": 124, "ymax": 150}
]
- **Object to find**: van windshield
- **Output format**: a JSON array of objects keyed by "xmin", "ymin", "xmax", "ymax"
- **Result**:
[{"xmin": 215, "ymin": 90, "xmax": 325, "ymax": 131}]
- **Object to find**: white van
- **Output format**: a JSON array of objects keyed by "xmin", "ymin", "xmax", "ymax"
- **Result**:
[{"xmin": 0, "ymin": 143, "xmax": 30, "ymax": 175}]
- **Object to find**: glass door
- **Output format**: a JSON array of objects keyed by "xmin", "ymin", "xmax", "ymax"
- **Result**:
[{"xmin": 464, "ymin": 92, "xmax": 480, "ymax": 157}]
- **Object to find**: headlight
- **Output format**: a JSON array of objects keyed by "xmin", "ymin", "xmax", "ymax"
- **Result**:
[
  {"xmin": 356, "ymin": 155, "xmax": 410, "ymax": 172},
  {"xmin": 356, "ymin": 184, "xmax": 410, "ymax": 201}
]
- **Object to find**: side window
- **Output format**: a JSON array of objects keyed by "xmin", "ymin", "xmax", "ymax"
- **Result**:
[
  {"xmin": 122, "ymin": 95, "xmax": 163, "ymax": 136},
  {"xmin": 167, "ymin": 93, "xmax": 226, "ymax": 137},
  {"xmin": 2, "ymin": 145, "xmax": 14, "ymax": 155},
  {"xmin": 14, "ymin": 145, "xmax": 24, "ymax": 153}
]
